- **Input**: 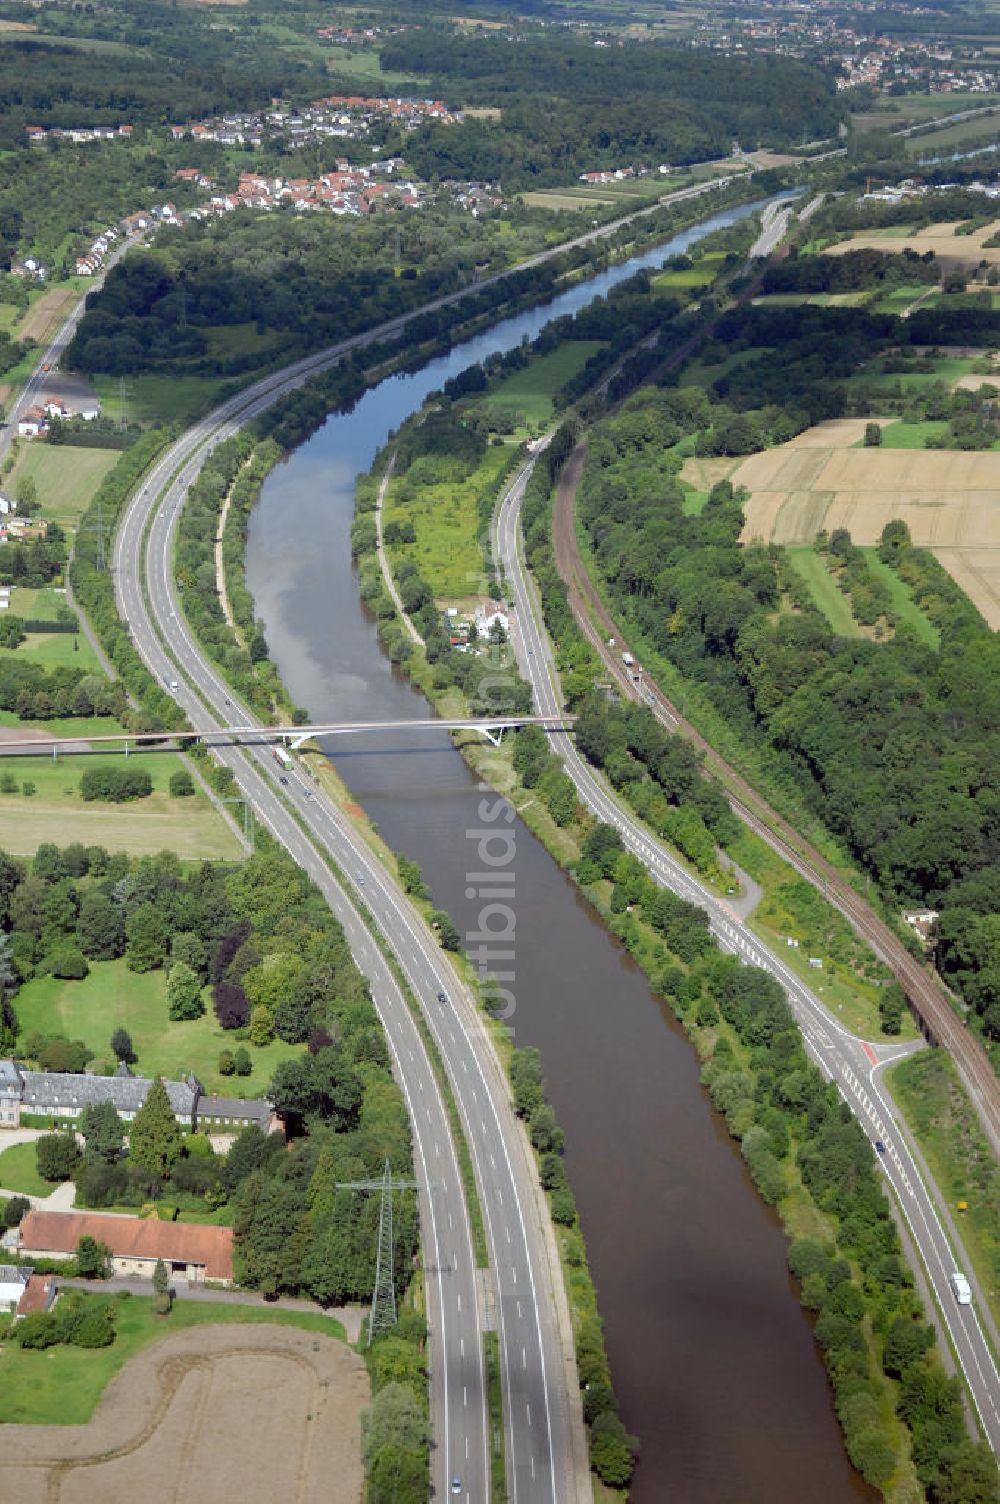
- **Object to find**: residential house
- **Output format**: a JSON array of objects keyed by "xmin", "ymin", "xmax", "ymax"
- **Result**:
[
  {"xmin": 19, "ymin": 1210, "xmax": 235, "ymax": 1285},
  {"xmin": 474, "ymin": 601, "xmax": 510, "ymax": 640},
  {"xmin": 17, "ymin": 1272, "xmax": 57, "ymax": 1316},
  {"xmin": 17, "ymin": 407, "xmax": 49, "ymax": 438}
]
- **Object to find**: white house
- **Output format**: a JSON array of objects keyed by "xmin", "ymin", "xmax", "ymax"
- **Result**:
[
  {"xmin": 474, "ymin": 602, "xmax": 510, "ymax": 640},
  {"xmin": 0, "ymin": 1266, "xmax": 30, "ymax": 1314}
]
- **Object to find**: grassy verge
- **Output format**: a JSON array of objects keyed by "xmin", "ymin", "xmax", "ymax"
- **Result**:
[
  {"xmin": 886, "ymin": 1050, "xmax": 1000, "ymax": 1334},
  {"xmin": 729, "ymin": 826, "xmax": 913, "ymax": 1041},
  {"xmin": 0, "ymin": 1292, "xmax": 346, "ymax": 1425},
  {"xmin": 485, "ymin": 1330, "xmax": 507, "ymax": 1504},
  {"xmin": 0, "ymin": 1139, "xmax": 51, "ymax": 1196}
]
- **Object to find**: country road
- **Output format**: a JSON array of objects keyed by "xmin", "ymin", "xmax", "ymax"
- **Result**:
[{"xmin": 494, "ymin": 448, "xmax": 1000, "ymax": 1455}]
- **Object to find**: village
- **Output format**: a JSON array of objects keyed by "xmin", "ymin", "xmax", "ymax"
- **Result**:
[{"xmin": 167, "ymin": 92, "xmax": 456, "ymax": 151}]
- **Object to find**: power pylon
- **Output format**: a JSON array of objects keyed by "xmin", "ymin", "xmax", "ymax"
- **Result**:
[{"xmin": 339, "ymin": 1159, "xmax": 419, "ymax": 1345}]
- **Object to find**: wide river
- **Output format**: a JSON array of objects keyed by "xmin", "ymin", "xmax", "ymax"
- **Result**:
[{"xmin": 246, "ymin": 200, "xmax": 875, "ymax": 1503}]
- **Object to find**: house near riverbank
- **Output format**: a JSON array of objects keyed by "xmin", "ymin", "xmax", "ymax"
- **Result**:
[{"xmin": 18, "ymin": 1210, "xmax": 234, "ymax": 1285}]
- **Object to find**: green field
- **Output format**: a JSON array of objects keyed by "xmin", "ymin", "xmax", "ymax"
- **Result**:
[
  {"xmin": 887, "ymin": 1050, "xmax": 1000, "ymax": 1333},
  {"xmin": 907, "ymin": 112, "xmax": 1000, "ymax": 156},
  {"xmin": 652, "ymin": 251, "xmax": 725, "ymax": 292},
  {"xmin": 0, "ymin": 1294, "xmax": 347, "ymax": 1425},
  {"xmin": 386, "ymin": 445, "xmax": 515, "ymax": 599},
  {"xmin": 1, "ymin": 630, "xmax": 102, "ymax": 674},
  {"xmin": 786, "ymin": 548, "xmax": 863, "ymax": 637},
  {"xmin": 865, "ymin": 420, "xmax": 949, "ymax": 449},
  {"xmin": 0, "ymin": 1140, "xmax": 51, "ymax": 1196},
  {"xmin": 94, "ymin": 373, "xmax": 229, "ymax": 429},
  {"xmin": 6, "ymin": 444, "xmax": 120, "ymax": 529},
  {"xmin": 870, "ymin": 284, "xmax": 939, "ymax": 316},
  {"xmin": 14, "ymin": 957, "xmax": 301, "ymax": 1094},
  {"xmin": 0, "ymin": 752, "xmax": 242, "ymax": 861},
  {"xmin": 488, "ymin": 340, "xmax": 604, "ymax": 426},
  {"xmin": 0, "ymin": 710, "xmax": 122, "ymax": 739},
  {"xmin": 860, "ymin": 549, "xmax": 940, "ymax": 647}
]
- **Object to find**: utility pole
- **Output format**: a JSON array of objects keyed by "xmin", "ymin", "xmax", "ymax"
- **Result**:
[{"xmin": 338, "ymin": 1159, "xmax": 420, "ymax": 1344}]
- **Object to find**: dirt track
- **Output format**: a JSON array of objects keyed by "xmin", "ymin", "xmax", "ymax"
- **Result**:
[{"xmin": 0, "ymin": 1323, "xmax": 368, "ymax": 1504}]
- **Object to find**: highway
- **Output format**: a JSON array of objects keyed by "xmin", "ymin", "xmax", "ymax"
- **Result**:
[
  {"xmin": 495, "ymin": 452, "xmax": 1000, "ymax": 1455},
  {"xmin": 111, "ymin": 324, "xmax": 591, "ymax": 1504}
]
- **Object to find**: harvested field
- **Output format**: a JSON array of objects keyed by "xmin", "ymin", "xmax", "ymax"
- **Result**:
[
  {"xmin": 824, "ymin": 220, "xmax": 1000, "ymax": 271},
  {"xmin": 17, "ymin": 288, "xmax": 78, "ymax": 345},
  {"xmin": 735, "ymin": 420, "xmax": 1000, "ymax": 626},
  {"xmin": 0, "ymin": 1323, "xmax": 368, "ymax": 1504}
]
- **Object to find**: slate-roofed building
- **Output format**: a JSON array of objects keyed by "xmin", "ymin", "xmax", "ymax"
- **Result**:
[
  {"xmin": 14, "ymin": 1062, "xmax": 199, "ymax": 1127},
  {"xmin": 196, "ymin": 1095, "xmax": 275, "ymax": 1132},
  {"xmin": 0, "ymin": 1264, "xmax": 31, "ymax": 1313},
  {"xmin": 0, "ymin": 1060, "xmax": 274, "ymax": 1135}
]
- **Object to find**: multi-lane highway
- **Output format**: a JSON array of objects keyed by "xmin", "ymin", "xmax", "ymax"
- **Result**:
[
  {"xmin": 111, "ymin": 327, "xmax": 590, "ymax": 1504},
  {"xmin": 495, "ymin": 452, "xmax": 1000, "ymax": 1454}
]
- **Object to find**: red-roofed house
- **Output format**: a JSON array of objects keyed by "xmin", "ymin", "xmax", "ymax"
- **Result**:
[
  {"xmin": 19, "ymin": 1210, "xmax": 235, "ymax": 1284},
  {"xmin": 17, "ymin": 1273, "xmax": 57, "ymax": 1317}
]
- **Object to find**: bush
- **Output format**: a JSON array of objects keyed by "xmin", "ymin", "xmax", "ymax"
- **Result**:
[
  {"xmin": 169, "ymin": 768, "xmax": 195, "ymax": 797},
  {"xmin": 36, "ymin": 1131, "xmax": 81, "ymax": 1182},
  {"xmin": 2, "ymin": 1194, "xmax": 30, "ymax": 1228},
  {"xmin": 16, "ymin": 1311, "xmax": 61, "ymax": 1348},
  {"xmin": 49, "ymin": 944, "xmax": 89, "ymax": 980},
  {"xmin": 219, "ymin": 1049, "xmax": 236, "ymax": 1077}
]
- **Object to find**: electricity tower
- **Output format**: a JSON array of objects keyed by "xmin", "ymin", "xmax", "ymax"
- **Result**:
[{"xmin": 340, "ymin": 1159, "xmax": 419, "ymax": 1345}]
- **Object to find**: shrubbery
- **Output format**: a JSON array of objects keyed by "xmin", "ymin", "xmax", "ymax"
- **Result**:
[{"xmin": 79, "ymin": 766, "xmax": 152, "ymax": 803}]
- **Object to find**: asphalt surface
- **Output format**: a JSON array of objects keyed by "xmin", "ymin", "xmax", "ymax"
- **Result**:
[
  {"xmin": 111, "ymin": 352, "xmax": 591, "ymax": 1504},
  {"xmin": 495, "ymin": 452, "xmax": 1000, "ymax": 1455}
]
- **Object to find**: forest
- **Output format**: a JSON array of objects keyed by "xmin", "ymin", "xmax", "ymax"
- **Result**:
[{"xmin": 382, "ymin": 30, "xmax": 841, "ymax": 186}]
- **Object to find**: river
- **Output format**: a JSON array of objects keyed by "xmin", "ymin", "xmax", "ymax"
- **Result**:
[{"xmin": 246, "ymin": 199, "xmax": 875, "ymax": 1503}]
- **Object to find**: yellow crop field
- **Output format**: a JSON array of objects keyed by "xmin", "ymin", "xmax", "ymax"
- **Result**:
[
  {"xmin": 732, "ymin": 420, "xmax": 1000, "ymax": 626},
  {"xmin": 824, "ymin": 220, "xmax": 1000, "ymax": 270}
]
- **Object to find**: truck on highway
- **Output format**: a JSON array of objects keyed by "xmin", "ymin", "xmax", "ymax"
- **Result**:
[
  {"xmin": 951, "ymin": 1271, "xmax": 972, "ymax": 1305},
  {"xmin": 621, "ymin": 651, "xmax": 634, "ymax": 668},
  {"xmin": 271, "ymin": 744, "xmax": 293, "ymax": 771}
]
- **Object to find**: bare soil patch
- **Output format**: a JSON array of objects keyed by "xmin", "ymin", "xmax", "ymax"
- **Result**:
[
  {"xmin": 0, "ymin": 1323, "xmax": 368, "ymax": 1504},
  {"xmin": 17, "ymin": 289, "xmax": 78, "ymax": 345}
]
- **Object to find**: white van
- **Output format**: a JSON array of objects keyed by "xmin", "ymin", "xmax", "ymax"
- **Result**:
[{"xmin": 951, "ymin": 1271, "xmax": 972, "ymax": 1306}]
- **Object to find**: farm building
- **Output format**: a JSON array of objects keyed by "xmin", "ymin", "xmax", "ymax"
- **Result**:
[{"xmin": 18, "ymin": 1210, "xmax": 235, "ymax": 1285}]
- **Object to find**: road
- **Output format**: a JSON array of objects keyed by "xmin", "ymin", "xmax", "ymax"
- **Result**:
[
  {"xmin": 111, "ymin": 326, "xmax": 591, "ymax": 1504},
  {"xmin": 0, "ymin": 239, "xmax": 133, "ymax": 469},
  {"xmin": 495, "ymin": 450, "xmax": 1000, "ymax": 1454}
]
